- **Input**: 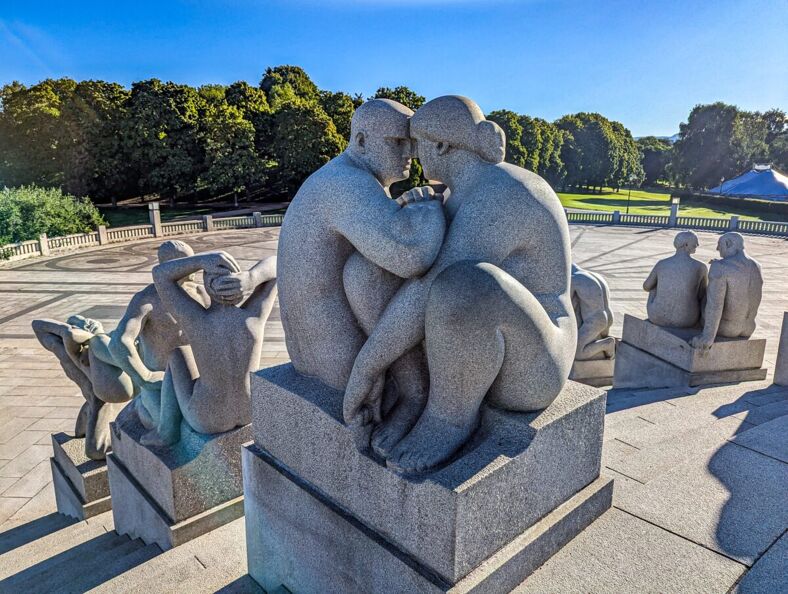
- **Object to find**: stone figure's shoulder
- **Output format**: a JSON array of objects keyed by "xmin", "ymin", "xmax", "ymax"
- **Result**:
[
  {"xmin": 295, "ymin": 154, "xmax": 375, "ymax": 198},
  {"xmin": 494, "ymin": 163, "xmax": 563, "ymax": 220},
  {"xmin": 708, "ymin": 259, "xmax": 728, "ymax": 279}
]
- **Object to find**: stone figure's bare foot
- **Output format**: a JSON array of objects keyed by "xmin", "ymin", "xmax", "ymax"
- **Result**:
[
  {"xmin": 599, "ymin": 336, "xmax": 616, "ymax": 358},
  {"xmin": 371, "ymin": 394, "xmax": 426, "ymax": 459},
  {"xmin": 387, "ymin": 412, "xmax": 478, "ymax": 474}
]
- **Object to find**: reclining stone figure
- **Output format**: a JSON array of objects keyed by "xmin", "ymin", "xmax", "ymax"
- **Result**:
[
  {"xmin": 32, "ymin": 316, "xmax": 133, "ymax": 460},
  {"xmin": 141, "ymin": 251, "xmax": 277, "ymax": 446},
  {"xmin": 690, "ymin": 232, "xmax": 762, "ymax": 350},
  {"xmin": 343, "ymin": 96, "xmax": 577, "ymax": 474},
  {"xmin": 571, "ymin": 263, "xmax": 615, "ymax": 361},
  {"xmin": 643, "ymin": 230, "xmax": 708, "ymax": 328}
]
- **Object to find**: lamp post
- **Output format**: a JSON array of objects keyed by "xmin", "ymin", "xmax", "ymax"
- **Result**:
[
  {"xmin": 719, "ymin": 177, "xmax": 725, "ymax": 196},
  {"xmin": 626, "ymin": 174, "xmax": 637, "ymax": 214}
]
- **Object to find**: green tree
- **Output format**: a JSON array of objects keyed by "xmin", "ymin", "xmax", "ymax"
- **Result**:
[
  {"xmin": 319, "ymin": 90, "xmax": 356, "ymax": 141},
  {"xmin": 260, "ymin": 65, "xmax": 320, "ymax": 108},
  {"xmin": 371, "ymin": 86, "xmax": 425, "ymax": 111},
  {"xmin": 0, "ymin": 185, "xmax": 104, "ymax": 246},
  {"xmin": 487, "ymin": 110, "xmax": 526, "ymax": 168},
  {"xmin": 672, "ymin": 102, "xmax": 769, "ymax": 189},
  {"xmin": 637, "ymin": 136, "xmax": 673, "ymax": 185},
  {"xmin": 121, "ymin": 79, "xmax": 204, "ymax": 200}
]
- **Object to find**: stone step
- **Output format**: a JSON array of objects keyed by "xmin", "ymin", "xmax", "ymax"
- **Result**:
[
  {"xmin": 89, "ymin": 549, "xmax": 204, "ymax": 593},
  {"xmin": 1, "ymin": 531, "xmax": 145, "ymax": 592},
  {"xmin": 0, "ymin": 515, "xmax": 108, "ymax": 579}
]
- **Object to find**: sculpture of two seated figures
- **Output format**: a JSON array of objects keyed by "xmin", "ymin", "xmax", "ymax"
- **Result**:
[
  {"xmin": 244, "ymin": 96, "xmax": 613, "ymax": 593},
  {"xmin": 614, "ymin": 230, "xmax": 767, "ymax": 389}
]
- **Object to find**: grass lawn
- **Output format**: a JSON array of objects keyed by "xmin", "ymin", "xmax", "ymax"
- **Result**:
[{"xmin": 558, "ymin": 188, "xmax": 786, "ymax": 222}]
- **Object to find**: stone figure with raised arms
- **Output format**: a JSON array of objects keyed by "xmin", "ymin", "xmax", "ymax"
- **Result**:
[
  {"xmin": 109, "ymin": 240, "xmax": 208, "ymax": 431},
  {"xmin": 571, "ymin": 263, "xmax": 615, "ymax": 361},
  {"xmin": 690, "ymin": 232, "xmax": 763, "ymax": 350},
  {"xmin": 142, "ymin": 251, "xmax": 277, "ymax": 446},
  {"xmin": 343, "ymin": 95, "xmax": 577, "ymax": 473},
  {"xmin": 32, "ymin": 315, "xmax": 134, "ymax": 460},
  {"xmin": 643, "ymin": 230, "xmax": 708, "ymax": 328}
]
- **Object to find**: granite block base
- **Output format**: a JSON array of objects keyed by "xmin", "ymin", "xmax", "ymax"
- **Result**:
[
  {"xmin": 244, "ymin": 444, "xmax": 613, "ymax": 594},
  {"xmin": 569, "ymin": 358, "xmax": 614, "ymax": 387},
  {"xmin": 247, "ymin": 363, "xmax": 610, "ymax": 587},
  {"xmin": 107, "ymin": 452, "xmax": 244, "ymax": 550},
  {"xmin": 614, "ymin": 342, "xmax": 768, "ymax": 390},
  {"xmin": 614, "ymin": 315, "xmax": 767, "ymax": 389},
  {"xmin": 50, "ymin": 433, "xmax": 111, "ymax": 520}
]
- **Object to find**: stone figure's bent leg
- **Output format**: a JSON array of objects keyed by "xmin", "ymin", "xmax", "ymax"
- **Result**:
[
  {"xmin": 84, "ymin": 399, "xmax": 127, "ymax": 460},
  {"xmin": 87, "ymin": 345, "xmax": 135, "ymax": 404},
  {"xmin": 142, "ymin": 346, "xmax": 197, "ymax": 446},
  {"xmin": 343, "ymin": 252, "xmax": 429, "ymax": 457},
  {"xmin": 74, "ymin": 401, "xmax": 89, "ymax": 438},
  {"xmin": 576, "ymin": 312, "xmax": 616, "ymax": 360},
  {"xmin": 388, "ymin": 262, "xmax": 573, "ymax": 474}
]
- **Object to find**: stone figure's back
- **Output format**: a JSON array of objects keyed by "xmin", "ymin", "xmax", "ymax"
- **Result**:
[{"xmin": 647, "ymin": 255, "xmax": 707, "ymax": 328}]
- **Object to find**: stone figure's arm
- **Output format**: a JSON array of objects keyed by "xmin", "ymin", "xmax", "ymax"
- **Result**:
[
  {"xmin": 336, "ymin": 191, "xmax": 446, "ymax": 279},
  {"xmin": 643, "ymin": 266, "xmax": 658, "ymax": 292},
  {"xmin": 691, "ymin": 266, "xmax": 725, "ymax": 349},
  {"xmin": 153, "ymin": 251, "xmax": 240, "ymax": 328},
  {"xmin": 343, "ymin": 277, "xmax": 429, "ymax": 424},
  {"xmin": 108, "ymin": 291, "xmax": 160, "ymax": 389},
  {"xmin": 32, "ymin": 319, "xmax": 92, "ymax": 373},
  {"xmin": 214, "ymin": 256, "xmax": 277, "ymax": 318}
]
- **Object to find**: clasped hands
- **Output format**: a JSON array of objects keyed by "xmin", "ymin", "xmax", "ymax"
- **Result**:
[
  {"xmin": 395, "ymin": 185, "xmax": 443, "ymax": 207},
  {"xmin": 202, "ymin": 252, "xmax": 255, "ymax": 304}
]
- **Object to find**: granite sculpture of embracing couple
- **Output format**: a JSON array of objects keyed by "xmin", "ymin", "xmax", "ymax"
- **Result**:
[{"xmin": 278, "ymin": 95, "xmax": 578, "ymax": 474}]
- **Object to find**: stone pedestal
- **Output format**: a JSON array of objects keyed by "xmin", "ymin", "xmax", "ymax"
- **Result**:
[
  {"xmin": 50, "ymin": 433, "xmax": 112, "ymax": 520},
  {"xmin": 107, "ymin": 403, "xmax": 249, "ymax": 550},
  {"xmin": 244, "ymin": 363, "xmax": 613, "ymax": 593},
  {"xmin": 613, "ymin": 315, "xmax": 767, "ymax": 389},
  {"xmin": 776, "ymin": 313, "xmax": 788, "ymax": 387},
  {"xmin": 570, "ymin": 356, "xmax": 615, "ymax": 388}
]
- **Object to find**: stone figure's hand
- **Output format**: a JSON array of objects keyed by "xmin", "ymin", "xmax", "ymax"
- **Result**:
[
  {"xmin": 203, "ymin": 251, "xmax": 241, "ymax": 276},
  {"xmin": 395, "ymin": 186, "xmax": 442, "ymax": 207},
  {"xmin": 690, "ymin": 334, "xmax": 714, "ymax": 351},
  {"xmin": 344, "ymin": 365, "xmax": 384, "ymax": 427},
  {"xmin": 141, "ymin": 370, "xmax": 165, "ymax": 392},
  {"xmin": 212, "ymin": 271, "xmax": 252, "ymax": 302}
]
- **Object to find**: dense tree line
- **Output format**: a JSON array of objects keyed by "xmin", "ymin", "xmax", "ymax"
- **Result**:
[{"xmin": 1, "ymin": 66, "xmax": 785, "ymax": 205}]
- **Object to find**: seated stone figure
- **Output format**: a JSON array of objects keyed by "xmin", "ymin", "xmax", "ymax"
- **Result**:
[
  {"xmin": 277, "ymin": 98, "xmax": 445, "ymax": 396},
  {"xmin": 109, "ymin": 240, "xmax": 208, "ymax": 431},
  {"xmin": 690, "ymin": 232, "xmax": 763, "ymax": 350},
  {"xmin": 142, "ymin": 251, "xmax": 277, "ymax": 446},
  {"xmin": 571, "ymin": 264, "xmax": 615, "ymax": 360},
  {"xmin": 343, "ymin": 96, "xmax": 577, "ymax": 474},
  {"xmin": 32, "ymin": 316, "xmax": 134, "ymax": 459},
  {"xmin": 643, "ymin": 231, "xmax": 708, "ymax": 328}
]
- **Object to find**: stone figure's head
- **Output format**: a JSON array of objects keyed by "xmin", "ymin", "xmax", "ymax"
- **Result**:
[
  {"xmin": 717, "ymin": 232, "xmax": 744, "ymax": 258},
  {"xmin": 673, "ymin": 231, "xmax": 699, "ymax": 255},
  {"xmin": 66, "ymin": 315, "xmax": 104, "ymax": 335},
  {"xmin": 348, "ymin": 99, "xmax": 414, "ymax": 187},
  {"xmin": 157, "ymin": 240, "xmax": 194, "ymax": 263},
  {"xmin": 410, "ymin": 96, "xmax": 505, "ymax": 184},
  {"xmin": 203, "ymin": 253, "xmax": 245, "ymax": 307}
]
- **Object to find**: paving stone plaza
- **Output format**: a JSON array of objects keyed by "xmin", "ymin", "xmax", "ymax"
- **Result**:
[{"xmin": 0, "ymin": 224, "xmax": 786, "ymax": 592}]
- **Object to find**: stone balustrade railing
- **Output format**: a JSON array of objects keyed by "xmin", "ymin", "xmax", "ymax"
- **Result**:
[
  {"xmin": 1, "ymin": 211, "xmax": 285, "ymax": 262},
  {"xmin": 3, "ymin": 207, "xmax": 786, "ymax": 263}
]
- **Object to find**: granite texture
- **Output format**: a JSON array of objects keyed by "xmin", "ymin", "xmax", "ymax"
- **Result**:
[
  {"xmin": 733, "ymin": 531, "xmax": 788, "ymax": 593},
  {"xmin": 643, "ymin": 230, "xmax": 708, "ymax": 328},
  {"xmin": 571, "ymin": 263, "xmax": 615, "ymax": 361},
  {"xmin": 51, "ymin": 432, "xmax": 109, "ymax": 502},
  {"xmin": 569, "ymin": 356, "xmax": 614, "ymax": 387},
  {"xmin": 516, "ymin": 507, "xmax": 746, "ymax": 594},
  {"xmin": 110, "ymin": 402, "xmax": 251, "ymax": 524},
  {"xmin": 50, "ymin": 457, "xmax": 112, "ymax": 520},
  {"xmin": 341, "ymin": 95, "xmax": 577, "ymax": 473},
  {"xmin": 621, "ymin": 315, "xmax": 766, "ymax": 372},
  {"xmin": 613, "ymin": 341, "xmax": 767, "ymax": 389},
  {"xmin": 730, "ymin": 414, "xmax": 788, "ymax": 463},
  {"xmin": 690, "ymin": 232, "xmax": 763, "ymax": 349},
  {"xmin": 243, "ymin": 443, "xmax": 612, "ymax": 593},
  {"xmin": 250, "ymin": 363, "xmax": 606, "ymax": 583},
  {"xmin": 107, "ymin": 452, "xmax": 244, "ymax": 550},
  {"xmin": 775, "ymin": 312, "xmax": 788, "ymax": 386},
  {"xmin": 146, "ymin": 251, "xmax": 277, "ymax": 445}
]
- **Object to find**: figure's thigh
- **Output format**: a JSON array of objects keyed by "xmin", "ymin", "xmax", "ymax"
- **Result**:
[
  {"xmin": 426, "ymin": 261, "xmax": 574, "ymax": 412},
  {"xmin": 343, "ymin": 251, "xmax": 404, "ymax": 335}
]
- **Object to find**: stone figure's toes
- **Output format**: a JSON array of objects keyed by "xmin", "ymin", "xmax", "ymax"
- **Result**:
[
  {"xmin": 371, "ymin": 421, "xmax": 407, "ymax": 459},
  {"xmin": 387, "ymin": 413, "xmax": 478, "ymax": 475},
  {"xmin": 140, "ymin": 429, "xmax": 171, "ymax": 448}
]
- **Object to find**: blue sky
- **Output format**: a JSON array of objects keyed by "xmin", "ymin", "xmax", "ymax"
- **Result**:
[{"xmin": 1, "ymin": 0, "xmax": 786, "ymax": 136}]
